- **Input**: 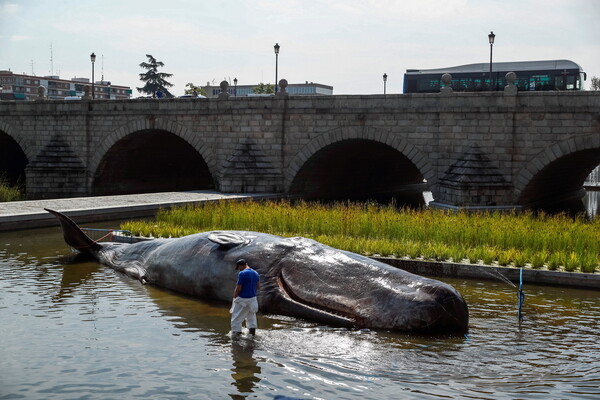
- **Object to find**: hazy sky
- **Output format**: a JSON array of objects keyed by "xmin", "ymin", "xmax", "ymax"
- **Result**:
[{"xmin": 1, "ymin": 0, "xmax": 599, "ymax": 95}]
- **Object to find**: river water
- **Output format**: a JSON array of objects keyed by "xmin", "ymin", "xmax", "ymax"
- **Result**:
[{"xmin": 1, "ymin": 224, "xmax": 599, "ymax": 400}]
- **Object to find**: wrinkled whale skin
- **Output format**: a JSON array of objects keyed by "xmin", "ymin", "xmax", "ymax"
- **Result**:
[{"xmin": 46, "ymin": 208, "xmax": 468, "ymax": 334}]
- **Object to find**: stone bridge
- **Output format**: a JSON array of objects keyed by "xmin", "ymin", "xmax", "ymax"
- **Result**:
[{"xmin": 1, "ymin": 90, "xmax": 599, "ymax": 211}]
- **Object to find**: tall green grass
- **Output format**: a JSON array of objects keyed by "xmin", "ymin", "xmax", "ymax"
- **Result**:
[
  {"xmin": 120, "ymin": 200, "xmax": 600, "ymax": 273},
  {"xmin": 0, "ymin": 177, "xmax": 24, "ymax": 202}
]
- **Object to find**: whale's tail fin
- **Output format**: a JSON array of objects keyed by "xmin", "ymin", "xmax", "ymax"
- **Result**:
[{"xmin": 45, "ymin": 208, "xmax": 103, "ymax": 254}]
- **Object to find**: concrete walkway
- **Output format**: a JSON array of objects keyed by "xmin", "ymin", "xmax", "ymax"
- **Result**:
[{"xmin": 0, "ymin": 190, "xmax": 283, "ymax": 231}]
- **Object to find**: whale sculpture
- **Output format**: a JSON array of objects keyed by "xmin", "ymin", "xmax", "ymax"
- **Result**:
[{"xmin": 46, "ymin": 208, "xmax": 468, "ymax": 334}]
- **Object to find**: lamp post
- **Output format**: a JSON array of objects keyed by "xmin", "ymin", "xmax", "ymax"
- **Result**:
[
  {"xmin": 488, "ymin": 31, "xmax": 495, "ymax": 91},
  {"xmin": 274, "ymin": 43, "xmax": 280, "ymax": 94},
  {"xmin": 90, "ymin": 52, "xmax": 96, "ymax": 99},
  {"xmin": 107, "ymin": 81, "xmax": 111, "ymax": 100},
  {"xmin": 234, "ymin": 78, "xmax": 238, "ymax": 96},
  {"xmin": 383, "ymin": 73, "xmax": 388, "ymax": 95}
]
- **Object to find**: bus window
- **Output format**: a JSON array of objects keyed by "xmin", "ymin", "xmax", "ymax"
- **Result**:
[
  {"xmin": 417, "ymin": 78, "xmax": 440, "ymax": 92},
  {"xmin": 530, "ymin": 74, "xmax": 551, "ymax": 91},
  {"xmin": 459, "ymin": 78, "xmax": 473, "ymax": 90},
  {"xmin": 555, "ymin": 75, "xmax": 576, "ymax": 90},
  {"xmin": 566, "ymin": 75, "xmax": 576, "ymax": 90}
]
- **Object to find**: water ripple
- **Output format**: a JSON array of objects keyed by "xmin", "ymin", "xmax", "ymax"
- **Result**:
[{"xmin": 1, "ymin": 240, "xmax": 599, "ymax": 399}]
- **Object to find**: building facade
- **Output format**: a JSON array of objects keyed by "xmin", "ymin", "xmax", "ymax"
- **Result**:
[
  {"xmin": 0, "ymin": 70, "xmax": 132, "ymax": 100},
  {"xmin": 202, "ymin": 81, "xmax": 333, "ymax": 98}
]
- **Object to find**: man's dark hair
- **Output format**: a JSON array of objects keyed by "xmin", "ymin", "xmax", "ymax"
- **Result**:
[{"xmin": 236, "ymin": 259, "xmax": 247, "ymax": 266}]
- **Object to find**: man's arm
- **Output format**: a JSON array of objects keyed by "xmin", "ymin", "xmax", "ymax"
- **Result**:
[{"xmin": 233, "ymin": 284, "xmax": 242, "ymax": 298}]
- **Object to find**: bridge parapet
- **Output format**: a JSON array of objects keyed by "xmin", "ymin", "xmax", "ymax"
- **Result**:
[{"xmin": 0, "ymin": 91, "xmax": 599, "ymax": 210}]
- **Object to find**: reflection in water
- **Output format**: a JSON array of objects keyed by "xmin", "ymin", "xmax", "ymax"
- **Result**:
[
  {"xmin": 137, "ymin": 284, "xmax": 264, "ymax": 397},
  {"xmin": 230, "ymin": 338, "xmax": 261, "ymax": 398},
  {"xmin": 1, "ymin": 222, "xmax": 600, "ymax": 399},
  {"xmin": 55, "ymin": 253, "xmax": 99, "ymax": 301}
]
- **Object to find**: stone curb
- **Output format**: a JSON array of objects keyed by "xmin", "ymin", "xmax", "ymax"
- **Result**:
[
  {"xmin": 373, "ymin": 257, "xmax": 599, "ymax": 290},
  {"xmin": 0, "ymin": 191, "xmax": 283, "ymax": 231}
]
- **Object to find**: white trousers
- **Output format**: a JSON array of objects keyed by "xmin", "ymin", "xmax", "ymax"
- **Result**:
[{"xmin": 230, "ymin": 296, "xmax": 259, "ymax": 333}]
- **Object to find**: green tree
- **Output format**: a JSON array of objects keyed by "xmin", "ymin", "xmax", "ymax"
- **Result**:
[
  {"xmin": 590, "ymin": 76, "xmax": 600, "ymax": 91},
  {"xmin": 252, "ymin": 82, "xmax": 274, "ymax": 94},
  {"xmin": 184, "ymin": 83, "xmax": 207, "ymax": 96},
  {"xmin": 137, "ymin": 54, "xmax": 174, "ymax": 98}
]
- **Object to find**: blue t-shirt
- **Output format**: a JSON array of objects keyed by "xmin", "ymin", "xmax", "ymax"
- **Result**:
[{"xmin": 237, "ymin": 268, "xmax": 260, "ymax": 298}]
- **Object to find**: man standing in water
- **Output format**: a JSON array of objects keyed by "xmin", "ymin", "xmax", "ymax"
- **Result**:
[{"xmin": 231, "ymin": 259, "xmax": 260, "ymax": 336}]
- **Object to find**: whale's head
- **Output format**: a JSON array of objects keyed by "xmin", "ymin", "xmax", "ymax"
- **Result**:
[{"xmin": 220, "ymin": 233, "xmax": 469, "ymax": 335}]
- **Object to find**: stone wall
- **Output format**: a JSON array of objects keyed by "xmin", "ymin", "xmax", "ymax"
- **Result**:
[{"xmin": 0, "ymin": 91, "xmax": 598, "ymax": 209}]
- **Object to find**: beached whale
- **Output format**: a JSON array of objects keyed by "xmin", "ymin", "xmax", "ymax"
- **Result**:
[{"xmin": 46, "ymin": 208, "xmax": 468, "ymax": 334}]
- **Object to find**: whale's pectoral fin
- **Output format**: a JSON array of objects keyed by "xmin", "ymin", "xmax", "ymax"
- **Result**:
[{"xmin": 207, "ymin": 231, "xmax": 248, "ymax": 250}]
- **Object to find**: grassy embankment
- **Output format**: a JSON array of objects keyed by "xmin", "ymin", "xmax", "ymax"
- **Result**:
[
  {"xmin": 120, "ymin": 200, "xmax": 600, "ymax": 273},
  {"xmin": 0, "ymin": 177, "xmax": 24, "ymax": 202}
]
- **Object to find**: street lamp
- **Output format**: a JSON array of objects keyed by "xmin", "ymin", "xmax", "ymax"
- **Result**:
[
  {"xmin": 234, "ymin": 77, "xmax": 238, "ymax": 96},
  {"xmin": 383, "ymin": 73, "xmax": 388, "ymax": 95},
  {"xmin": 107, "ymin": 81, "xmax": 111, "ymax": 100},
  {"xmin": 488, "ymin": 31, "xmax": 495, "ymax": 91},
  {"xmin": 90, "ymin": 52, "xmax": 96, "ymax": 99},
  {"xmin": 274, "ymin": 43, "xmax": 280, "ymax": 94}
]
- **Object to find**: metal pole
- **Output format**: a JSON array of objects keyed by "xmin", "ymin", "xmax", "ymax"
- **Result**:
[
  {"xmin": 274, "ymin": 43, "xmax": 280, "ymax": 94},
  {"xmin": 488, "ymin": 31, "xmax": 495, "ymax": 91},
  {"xmin": 489, "ymin": 43, "xmax": 493, "ymax": 90},
  {"xmin": 91, "ymin": 62, "xmax": 95, "ymax": 99},
  {"xmin": 90, "ymin": 52, "xmax": 96, "ymax": 99},
  {"xmin": 383, "ymin": 73, "xmax": 388, "ymax": 95}
]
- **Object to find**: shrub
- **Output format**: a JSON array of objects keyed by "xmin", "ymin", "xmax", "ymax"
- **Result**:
[{"xmin": 0, "ymin": 177, "xmax": 24, "ymax": 202}]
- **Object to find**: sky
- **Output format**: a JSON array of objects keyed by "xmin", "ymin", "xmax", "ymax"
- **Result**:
[{"xmin": 1, "ymin": 0, "xmax": 599, "ymax": 95}]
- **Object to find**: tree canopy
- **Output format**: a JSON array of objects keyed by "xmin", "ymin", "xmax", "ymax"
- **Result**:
[
  {"xmin": 184, "ymin": 83, "xmax": 208, "ymax": 97},
  {"xmin": 590, "ymin": 76, "xmax": 600, "ymax": 91},
  {"xmin": 137, "ymin": 54, "xmax": 174, "ymax": 98},
  {"xmin": 252, "ymin": 83, "xmax": 274, "ymax": 94}
]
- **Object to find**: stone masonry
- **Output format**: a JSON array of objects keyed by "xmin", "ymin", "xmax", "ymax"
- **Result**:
[{"xmin": 0, "ymin": 89, "xmax": 599, "ymax": 209}]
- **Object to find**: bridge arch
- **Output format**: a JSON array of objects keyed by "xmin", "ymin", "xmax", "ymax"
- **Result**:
[
  {"xmin": 285, "ymin": 126, "xmax": 434, "ymax": 204},
  {"xmin": 91, "ymin": 118, "xmax": 217, "ymax": 195},
  {"xmin": 0, "ymin": 121, "xmax": 29, "ymax": 186},
  {"xmin": 515, "ymin": 133, "xmax": 600, "ymax": 210}
]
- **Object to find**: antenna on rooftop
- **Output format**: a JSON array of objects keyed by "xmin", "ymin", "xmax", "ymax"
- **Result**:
[
  {"xmin": 101, "ymin": 54, "xmax": 104, "ymax": 82},
  {"xmin": 31, "ymin": 60, "xmax": 35, "ymax": 76},
  {"xmin": 50, "ymin": 43, "xmax": 54, "ymax": 75}
]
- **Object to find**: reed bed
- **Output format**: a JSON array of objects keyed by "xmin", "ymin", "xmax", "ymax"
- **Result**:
[
  {"xmin": 120, "ymin": 200, "xmax": 600, "ymax": 273},
  {"xmin": 0, "ymin": 177, "xmax": 24, "ymax": 202}
]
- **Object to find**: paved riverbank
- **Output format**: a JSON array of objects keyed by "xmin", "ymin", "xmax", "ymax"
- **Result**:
[{"xmin": 0, "ymin": 190, "xmax": 283, "ymax": 231}]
